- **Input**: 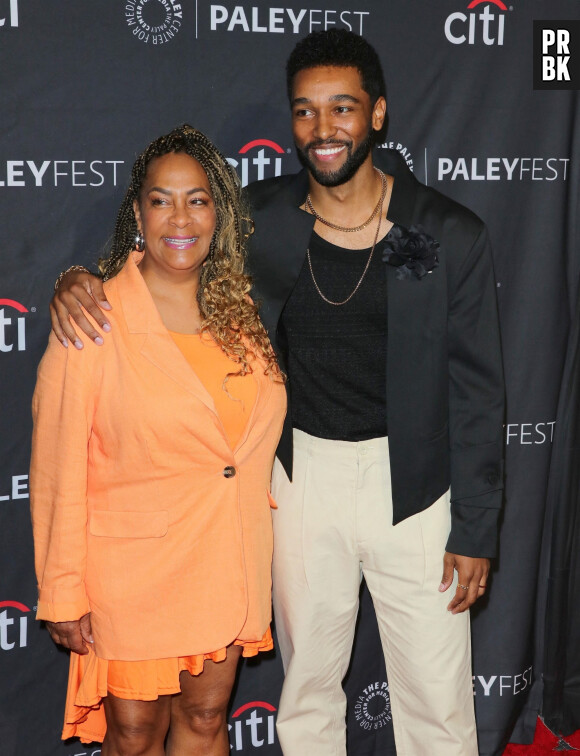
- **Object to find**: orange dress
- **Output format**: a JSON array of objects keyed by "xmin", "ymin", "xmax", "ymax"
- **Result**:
[{"xmin": 61, "ymin": 331, "xmax": 272, "ymax": 744}]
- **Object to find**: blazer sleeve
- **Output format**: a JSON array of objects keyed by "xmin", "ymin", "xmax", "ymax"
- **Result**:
[
  {"xmin": 30, "ymin": 332, "xmax": 98, "ymax": 622},
  {"xmin": 445, "ymin": 224, "xmax": 505, "ymax": 558}
]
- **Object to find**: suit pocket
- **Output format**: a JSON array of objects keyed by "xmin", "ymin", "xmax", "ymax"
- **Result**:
[{"xmin": 89, "ymin": 510, "xmax": 168, "ymax": 538}]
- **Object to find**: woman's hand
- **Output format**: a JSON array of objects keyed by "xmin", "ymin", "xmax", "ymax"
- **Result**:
[
  {"xmin": 50, "ymin": 270, "xmax": 112, "ymax": 349},
  {"xmin": 45, "ymin": 613, "xmax": 94, "ymax": 655}
]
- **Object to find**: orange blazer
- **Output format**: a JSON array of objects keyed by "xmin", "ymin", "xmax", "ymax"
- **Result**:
[{"xmin": 30, "ymin": 252, "xmax": 286, "ymax": 661}]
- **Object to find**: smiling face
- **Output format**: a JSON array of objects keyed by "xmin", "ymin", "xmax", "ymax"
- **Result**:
[
  {"xmin": 133, "ymin": 151, "xmax": 216, "ymax": 281},
  {"xmin": 291, "ymin": 65, "xmax": 386, "ymax": 187}
]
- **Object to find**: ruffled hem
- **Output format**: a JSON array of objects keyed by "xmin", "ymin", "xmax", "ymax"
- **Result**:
[{"xmin": 62, "ymin": 627, "xmax": 273, "ymax": 744}]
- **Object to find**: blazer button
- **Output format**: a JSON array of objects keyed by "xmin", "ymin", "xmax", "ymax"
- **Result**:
[{"xmin": 223, "ymin": 466, "xmax": 236, "ymax": 478}]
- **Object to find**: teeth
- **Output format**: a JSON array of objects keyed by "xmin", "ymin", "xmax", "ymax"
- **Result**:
[
  {"xmin": 165, "ymin": 237, "xmax": 197, "ymax": 244},
  {"xmin": 314, "ymin": 146, "xmax": 345, "ymax": 155}
]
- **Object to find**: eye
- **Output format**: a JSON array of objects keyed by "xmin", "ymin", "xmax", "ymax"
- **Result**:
[
  {"xmin": 190, "ymin": 196, "xmax": 209, "ymax": 206},
  {"xmin": 150, "ymin": 196, "xmax": 168, "ymax": 206},
  {"xmin": 294, "ymin": 108, "xmax": 312, "ymax": 118},
  {"xmin": 335, "ymin": 106, "xmax": 352, "ymax": 114}
]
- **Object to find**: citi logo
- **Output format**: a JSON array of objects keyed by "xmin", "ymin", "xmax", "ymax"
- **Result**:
[
  {"xmin": 0, "ymin": 0, "xmax": 19, "ymax": 28},
  {"xmin": 0, "ymin": 299, "xmax": 29, "ymax": 352},
  {"xmin": 228, "ymin": 700, "xmax": 276, "ymax": 750},
  {"xmin": 445, "ymin": 0, "xmax": 508, "ymax": 46},
  {"xmin": 227, "ymin": 139, "xmax": 286, "ymax": 188},
  {"xmin": 0, "ymin": 600, "xmax": 30, "ymax": 651}
]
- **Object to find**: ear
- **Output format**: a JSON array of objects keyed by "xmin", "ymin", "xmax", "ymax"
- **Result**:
[
  {"xmin": 372, "ymin": 96, "xmax": 387, "ymax": 133},
  {"xmin": 132, "ymin": 199, "xmax": 142, "ymax": 232}
]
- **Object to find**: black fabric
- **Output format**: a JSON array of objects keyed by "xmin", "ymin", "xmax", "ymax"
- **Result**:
[
  {"xmin": 539, "ymin": 284, "xmax": 580, "ymax": 736},
  {"xmin": 279, "ymin": 232, "xmax": 388, "ymax": 442},
  {"xmin": 247, "ymin": 150, "xmax": 505, "ymax": 558},
  {"xmin": 1, "ymin": 5, "xmax": 577, "ymax": 754}
]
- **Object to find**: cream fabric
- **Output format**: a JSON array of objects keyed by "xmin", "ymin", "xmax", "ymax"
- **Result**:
[{"xmin": 271, "ymin": 430, "xmax": 477, "ymax": 756}]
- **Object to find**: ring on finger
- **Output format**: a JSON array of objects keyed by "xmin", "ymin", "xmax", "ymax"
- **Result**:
[{"xmin": 458, "ymin": 583, "xmax": 469, "ymax": 590}]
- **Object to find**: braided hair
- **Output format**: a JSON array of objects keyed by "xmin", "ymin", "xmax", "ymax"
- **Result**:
[{"xmin": 99, "ymin": 124, "xmax": 281, "ymax": 379}]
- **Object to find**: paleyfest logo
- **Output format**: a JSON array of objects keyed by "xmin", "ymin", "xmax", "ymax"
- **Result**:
[
  {"xmin": 0, "ymin": 0, "xmax": 19, "ymax": 28},
  {"xmin": 126, "ymin": 0, "xmax": 183, "ymax": 45},
  {"xmin": 445, "ymin": 0, "xmax": 509, "ymax": 46},
  {"xmin": 354, "ymin": 681, "xmax": 392, "ymax": 732}
]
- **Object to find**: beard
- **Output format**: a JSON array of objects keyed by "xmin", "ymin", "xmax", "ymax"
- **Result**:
[{"xmin": 295, "ymin": 125, "xmax": 375, "ymax": 187}]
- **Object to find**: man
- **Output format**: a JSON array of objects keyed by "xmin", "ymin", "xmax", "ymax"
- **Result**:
[{"xmin": 51, "ymin": 29, "xmax": 504, "ymax": 756}]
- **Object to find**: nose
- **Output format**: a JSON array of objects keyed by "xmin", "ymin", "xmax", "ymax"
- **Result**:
[
  {"xmin": 313, "ymin": 111, "xmax": 336, "ymax": 142},
  {"xmin": 169, "ymin": 201, "xmax": 191, "ymax": 228}
]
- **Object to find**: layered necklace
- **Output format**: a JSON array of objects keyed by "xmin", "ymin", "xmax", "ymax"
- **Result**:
[{"xmin": 305, "ymin": 168, "xmax": 387, "ymax": 306}]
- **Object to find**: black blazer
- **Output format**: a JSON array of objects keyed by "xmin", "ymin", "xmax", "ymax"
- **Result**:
[{"xmin": 245, "ymin": 149, "xmax": 505, "ymax": 558}]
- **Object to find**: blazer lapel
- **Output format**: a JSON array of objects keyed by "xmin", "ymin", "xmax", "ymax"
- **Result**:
[
  {"xmin": 248, "ymin": 169, "xmax": 315, "ymax": 344},
  {"xmin": 116, "ymin": 253, "xmax": 217, "ymax": 413}
]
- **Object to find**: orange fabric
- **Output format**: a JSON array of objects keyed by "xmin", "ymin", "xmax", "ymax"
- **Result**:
[
  {"xmin": 169, "ymin": 331, "xmax": 258, "ymax": 450},
  {"xmin": 30, "ymin": 250, "xmax": 286, "ymax": 663},
  {"xmin": 62, "ymin": 628, "xmax": 273, "ymax": 744}
]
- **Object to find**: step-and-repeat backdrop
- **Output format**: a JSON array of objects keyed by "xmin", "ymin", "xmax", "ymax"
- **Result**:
[{"xmin": 1, "ymin": 2, "xmax": 578, "ymax": 755}]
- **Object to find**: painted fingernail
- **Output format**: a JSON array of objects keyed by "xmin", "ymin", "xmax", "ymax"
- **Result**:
[
  {"xmin": 101, "ymin": 302, "xmax": 112, "ymax": 310},
  {"xmin": 62, "ymin": 339, "xmax": 68, "ymax": 348},
  {"xmin": 74, "ymin": 339, "xmax": 84, "ymax": 350},
  {"xmin": 102, "ymin": 323, "xmax": 111, "ymax": 332},
  {"xmin": 439, "ymin": 582, "xmax": 446, "ymax": 591},
  {"xmin": 94, "ymin": 336, "xmax": 104, "ymax": 346}
]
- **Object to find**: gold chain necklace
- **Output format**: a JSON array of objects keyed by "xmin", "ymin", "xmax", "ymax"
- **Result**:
[
  {"xmin": 306, "ymin": 188, "xmax": 385, "ymax": 307},
  {"xmin": 305, "ymin": 168, "xmax": 387, "ymax": 232}
]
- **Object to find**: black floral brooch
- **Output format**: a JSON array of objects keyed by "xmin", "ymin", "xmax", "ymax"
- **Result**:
[{"xmin": 381, "ymin": 224, "xmax": 440, "ymax": 280}]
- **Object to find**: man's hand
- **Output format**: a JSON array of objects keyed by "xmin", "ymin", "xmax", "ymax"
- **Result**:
[
  {"xmin": 439, "ymin": 552, "xmax": 489, "ymax": 614},
  {"xmin": 50, "ymin": 270, "xmax": 112, "ymax": 349},
  {"xmin": 45, "ymin": 613, "xmax": 94, "ymax": 655}
]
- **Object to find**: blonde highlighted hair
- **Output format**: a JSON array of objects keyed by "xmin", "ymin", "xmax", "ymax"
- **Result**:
[{"xmin": 99, "ymin": 125, "xmax": 281, "ymax": 380}]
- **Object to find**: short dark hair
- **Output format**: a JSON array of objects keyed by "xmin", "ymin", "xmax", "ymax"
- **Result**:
[{"xmin": 286, "ymin": 29, "xmax": 387, "ymax": 107}]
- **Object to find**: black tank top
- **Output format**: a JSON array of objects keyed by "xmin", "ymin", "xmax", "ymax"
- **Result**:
[{"xmin": 278, "ymin": 231, "xmax": 388, "ymax": 441}]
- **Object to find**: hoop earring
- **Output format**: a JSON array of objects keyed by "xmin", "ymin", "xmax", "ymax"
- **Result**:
[{"xmin": 135, "ymin": 233, "xmax": 145, "ymax": 251}]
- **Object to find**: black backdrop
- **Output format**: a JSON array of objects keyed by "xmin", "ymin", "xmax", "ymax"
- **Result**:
[{"xmin": 0, "ymin": 2, "xmax": 578, "ymax": 755}]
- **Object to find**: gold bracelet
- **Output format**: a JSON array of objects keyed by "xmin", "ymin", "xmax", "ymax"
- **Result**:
[{"xmin": 54, "ymin": 265, "xmax": 91, "ymax": 292}]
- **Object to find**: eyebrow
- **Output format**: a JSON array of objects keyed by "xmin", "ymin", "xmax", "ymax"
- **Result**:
[
  {"xmin": 292, "ymin": 94, "xmax": 361, "ymax": 106},
  {"xmin": 147, "ymin": 186, "xmax": 211, "ymax": 196}
]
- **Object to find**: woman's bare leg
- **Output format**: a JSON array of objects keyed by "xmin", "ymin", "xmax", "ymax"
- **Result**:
[
  {"xmin": 167, "ymin": 645, "xmax": 243, "ymax": 756},
  {"xmin": 102, "ymin": 694, "xmax": 172, "ymax": 756}
]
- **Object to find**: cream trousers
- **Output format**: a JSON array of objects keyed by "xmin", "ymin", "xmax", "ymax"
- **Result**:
[{"xmin": 271, "ymin": 430, "xmax": 478, "ymax": 756}]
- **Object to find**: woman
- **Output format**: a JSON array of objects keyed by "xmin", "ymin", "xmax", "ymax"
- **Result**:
[{"xmin": 30, "ymin": 125, "xmax": 286, "ymax": 755}]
